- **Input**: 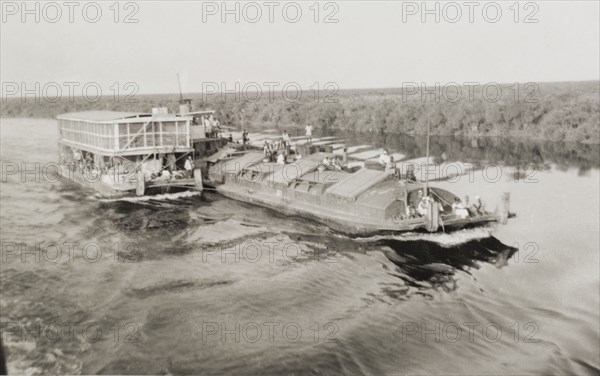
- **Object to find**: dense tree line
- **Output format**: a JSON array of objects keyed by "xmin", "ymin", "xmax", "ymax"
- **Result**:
[{"xmin": 2, "ymin": 81, "xmax": 598, "ymax": 143}]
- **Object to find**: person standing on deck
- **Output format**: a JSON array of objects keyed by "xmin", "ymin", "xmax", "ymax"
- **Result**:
[
  {"xmin": 305, "ymin": 123, "xmax": 313, "ymax": 143},
  {"xmin": 385, "ymin": 156, "xmax": 396, "ymax": 172},
  {"xmin": 405, "ymin": 164, "xmax": 417, "ymax": 182},
  {"xmin": 212, "ymin": 116, "xmax": 221, "ymax": 137},
  {"xmin": 184, "ymin": 156, "xmax": 194, "ymax": 177},
  {"xmin": 417, "ymin": 196, "xmax": 429, "ymax": 217},
  {"xmin": 204, "ymin": 116, "xmax": 212, "ymax": 138},
  {"xmin": 242, "ymin": 130, "xmax": 249, "ymax": 150},
  {"xmin": 166, "ymin": 153, "xmax": 176, "ymax": 173},
  {"xmin": 282, "ymin": 130, "xmax": 291, "ymax": 152}
]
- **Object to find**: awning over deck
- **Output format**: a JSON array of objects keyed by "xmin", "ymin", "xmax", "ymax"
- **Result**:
[
  {"xmin": 327, "ymin": 168, "xmax": 393, "ymax": 199},
  {"xmin": 270, "ymin": 159, "xmax": 320, "ymax": 185},
  {"xmin": 57, "ymin": 111, "xmax": 194, "ymax": 155},
  {"xmin": 220, "ymin": 152, "xmax": 265, "ymax": 173},
  {"xmin": 57, "ymin": 111, "xmax": 150, "ymax": 122}
]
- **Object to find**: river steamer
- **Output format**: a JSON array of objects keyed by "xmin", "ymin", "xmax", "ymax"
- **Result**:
[{"xmin": 56, "ymin": 106, "xmax": 226, "ymax": 197}]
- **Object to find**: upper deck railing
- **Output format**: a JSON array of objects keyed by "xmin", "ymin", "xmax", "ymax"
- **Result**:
[{"xmin": 57, "ymin": 112, "xmax": 194, "ymax": 156}]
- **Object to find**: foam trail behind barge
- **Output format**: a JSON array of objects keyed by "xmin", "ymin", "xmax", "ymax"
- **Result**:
[
  {"xmin": 349, "ymin": 227, "xmax": 494, "ymax": 247},
  {"xmin": 97, "ymin": 190, "xmax": 202, "ymax": 204}
]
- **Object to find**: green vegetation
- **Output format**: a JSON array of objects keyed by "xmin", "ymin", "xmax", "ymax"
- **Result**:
[{"xmin": 2, "ymin": 81, "xmax": 598, "ymax": 143}]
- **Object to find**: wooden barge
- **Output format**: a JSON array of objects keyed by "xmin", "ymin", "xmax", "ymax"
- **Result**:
[{"xmin": 206, "ymin": 149, "xmax": 511, "ymax": 235}]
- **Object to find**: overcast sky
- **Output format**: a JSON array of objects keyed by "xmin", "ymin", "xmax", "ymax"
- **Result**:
[{"xmin": 1, "ymin": 1, "xmax": 599, "ymax": 95}]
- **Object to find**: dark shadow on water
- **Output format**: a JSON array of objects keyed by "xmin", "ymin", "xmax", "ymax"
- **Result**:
[{"xmin": 379, "ymin": 236, "xmax": 517, "ymax": 295}]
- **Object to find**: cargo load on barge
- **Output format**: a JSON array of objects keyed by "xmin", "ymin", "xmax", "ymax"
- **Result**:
[{"xmin": 206, "ymin": 148, "xmax": 511, "ymax": 235}]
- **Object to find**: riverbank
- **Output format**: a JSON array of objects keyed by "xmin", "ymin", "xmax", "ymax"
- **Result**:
[
  {"xmin": 3, "ymin": 117, "xmax": 597, "ymax": 172},
  {"xmin": 2, "ymin": 81, "xmax": 598, "ymax": 143}
]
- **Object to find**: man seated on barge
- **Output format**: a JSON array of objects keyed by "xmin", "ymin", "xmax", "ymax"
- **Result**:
[
  {"xmin": 379, "ymin": 150, "xmax": 391, "ymax": 167},
  {"xmin": 277, "ymin": 152, "xmax": 286, "ymax": 165},
  {"xmin": 405, "ymin": 204, "xmax": 417, "ymax": 219},
  {"xmin": 452, "ymin": 197, "xmax": 469, "ymax": 219},
  {"xmin": 471, "ymin": 196, "xmax": 485, "ymax": 215},
  {"xmin": 321, "ymin": 156, "xmax": 340, "ymax": 170},
  {"xmin": 160, "ymin": 169, "xmax": 172, "ymax": 181},
  {"xmin": 417, "ymin": 196, "xmax": 429, "ymax": 217},
  {"xmin": 386, "ymin": 156, "xmax": 399, "ymax": 175},
  {"xmin": 331, "ymin": 156, "xmax": 343, "ymax": 170}
]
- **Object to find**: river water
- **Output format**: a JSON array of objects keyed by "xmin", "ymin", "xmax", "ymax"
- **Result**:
[{"xmin": 1, "ymin": 118, "xmax": 599, "ymax": 375}]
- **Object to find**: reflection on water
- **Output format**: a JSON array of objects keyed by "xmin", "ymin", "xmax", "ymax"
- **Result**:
[
  {"xmin": 381, "ymin": 237, "xmax": 517, "ymax": 297},
  {"xmin": 323, "ymin": 130, "xmax": 600, "ymax": 172},
  {"xmin": 1, "ymin": 119, "xmax": 599, "ymax": 375}
]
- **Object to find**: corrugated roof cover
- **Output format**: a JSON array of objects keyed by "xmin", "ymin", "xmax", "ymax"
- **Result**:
[
  {"xmin": 270, "ymin": 159, "xmax": 320, "ymax": 185},
  {"xmin": 222, "ymin": 152, "xmax": 265, "ymax": 173},
  {"xmin": 327, "ymin": 168, "xmax": 393, "ymax": 199},
  {"xmin": 57, "ymin": 111, "xmax": 148, "ymax": 122},
  {"xmin": 207, "ymin": 147, "xmax": 237, "ymax": 163},
  {"xmin": 356, "ymin": 180, "xmax": 406, "ymax": 210},
  {"xmin": 187, "ymin": 110, "xmax": 215, "ymax": 115}
]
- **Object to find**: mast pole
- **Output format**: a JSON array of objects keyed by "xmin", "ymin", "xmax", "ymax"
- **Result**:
[
  {"xmin": 177, "ymin": 73, "xmax": 183, "ymax": 102},
  {"xmin": 425, "ymin": 110, "xmax": 431, "ymax": 196}
]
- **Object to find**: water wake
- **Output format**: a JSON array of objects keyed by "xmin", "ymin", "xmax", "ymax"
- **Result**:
[
  {"xmin": 352, "ymin": 227, "xmax": 494, "ymax": 247},
  {"xmin": 97, "ymin": 191, "xmax": 201, "ymax": 203}
]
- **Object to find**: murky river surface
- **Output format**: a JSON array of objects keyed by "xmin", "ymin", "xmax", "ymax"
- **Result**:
[{"xmin": 1, "ymin": 119, "xmax": 599, "ymax": 375}]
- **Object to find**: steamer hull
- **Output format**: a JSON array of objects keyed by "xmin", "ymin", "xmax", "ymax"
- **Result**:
[{"xmin": 57, "ymin": 163, "xmax": 199, "ymax": 198}]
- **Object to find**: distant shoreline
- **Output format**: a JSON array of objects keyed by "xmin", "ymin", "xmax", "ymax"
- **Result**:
[
  {"xmin": 2, "ymin": 116, "xmax": 597, "ymax": 146},
  {"xmin": 2, "ymin": 117, "xmax": 598, "ymax": 169},
  {"xmin": 2, "ymin": 81, "xmax": 598, "ymax": 143}
]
